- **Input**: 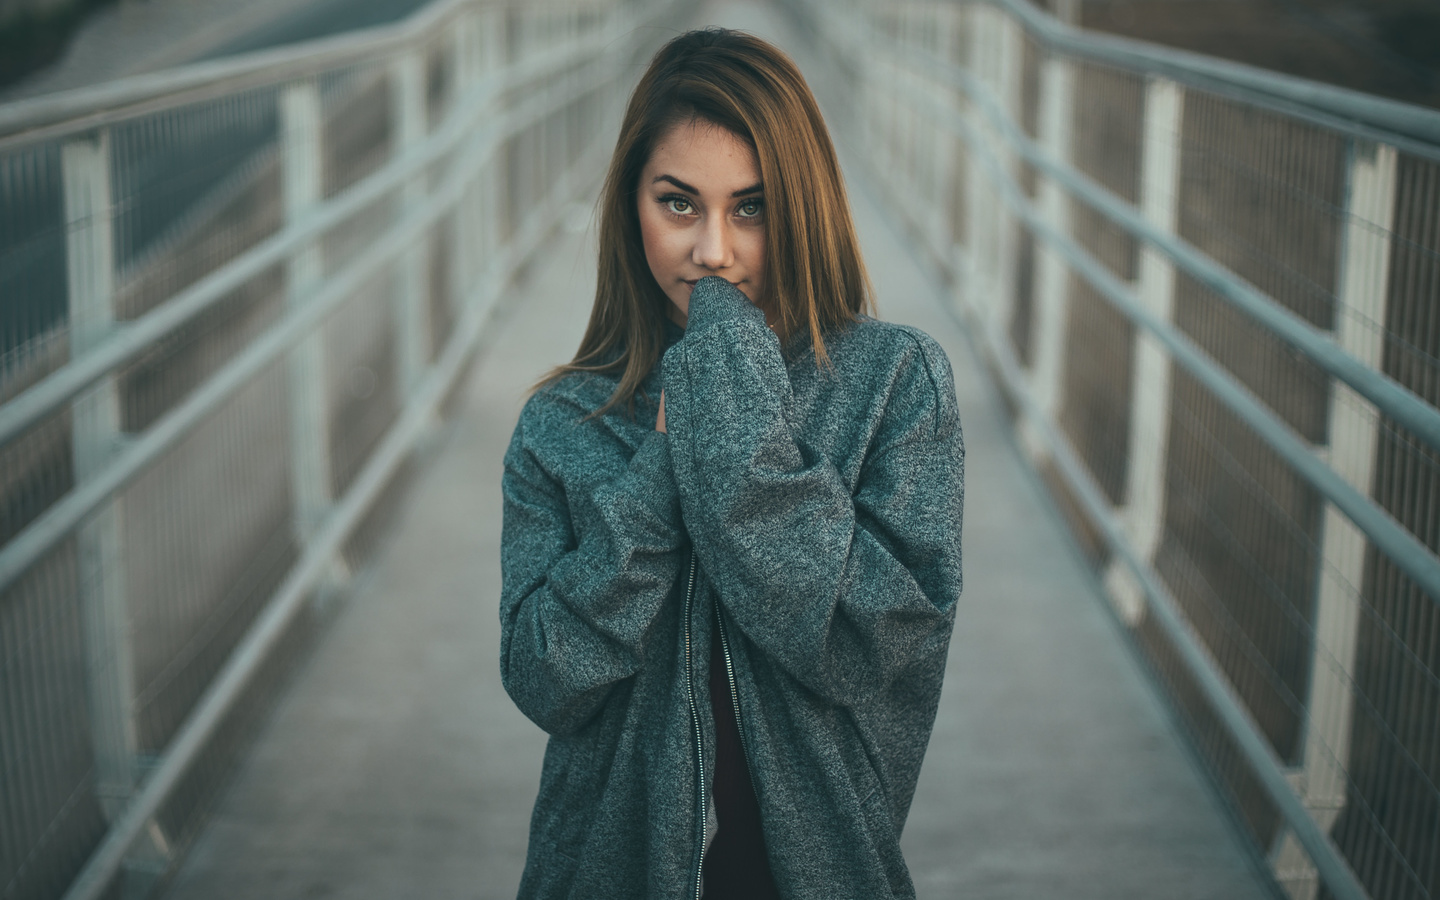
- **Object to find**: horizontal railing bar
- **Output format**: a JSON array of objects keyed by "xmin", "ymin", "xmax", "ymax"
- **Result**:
[
  {"xmin": 829, "ymin": 32, "xmax": 1373, "ymax": 900},
  {"xmin": 0, "ymin": 25, "xmax": 416, "ymax": 146},
  {"xmin": 0, "ymin": 43, "xmax": 615, "ymax": 595},
  {"xmin": 0, "ymin": 26, "xmax": 612, "ymax": 451},
  {"xmin": 872, "ymin": 34, "xmax": 1440, "ymax": 457},
  {"xmin": 888, "ymin": 21, "xmax": 1440, "ymax": 607},
  {"xmin": 0, "ymin": 0, "xmax": 600, "ymax": 151},
  {"xmin": 991, "ymin": 0, "xmax": 1440, "ymax": 150},
  {"xmin": 1022, "ymin": 181, "xmax": 1440, "ymax": 602},
  {"xmin": 58, "ymin": 102, "xmax": 618, "ymax": 900},
  {"xmin": 0, "ymin": 0, "xmax": 467, "ymax": 140},
  {"xmin": 836, "ymin": 24, "xmax": 1401, "ymax": 893},
  {"xmin": 980, "ymin": 306, "xmax": 1373, "ymax": 900}
]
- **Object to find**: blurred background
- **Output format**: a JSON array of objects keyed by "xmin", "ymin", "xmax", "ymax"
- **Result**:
[{"xmin": 1, "ymin": 1, "xmax": 1439, "ymax": 899}]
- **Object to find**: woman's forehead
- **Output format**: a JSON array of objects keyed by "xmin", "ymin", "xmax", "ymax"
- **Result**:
[{"xmin": 642, "ymin": 120, "xmax": 760, "ymax": 194}]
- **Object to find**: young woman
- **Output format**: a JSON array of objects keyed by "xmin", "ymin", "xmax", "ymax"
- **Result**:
[{"xmin": 499, "ymin": 27, "xmax": 964, "ymax": 900}]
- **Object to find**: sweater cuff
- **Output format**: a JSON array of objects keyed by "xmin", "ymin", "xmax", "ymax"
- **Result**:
[
  {"xmin": 685, "ymin": 275, "xmax": 767, "ymax": 335},
  {"xmin": 614, "ymin": 429, "xmax": 683, "ymax": 540}
]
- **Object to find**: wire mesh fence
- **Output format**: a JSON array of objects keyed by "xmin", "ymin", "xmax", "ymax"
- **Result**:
[
  {"xmin": 796, "ymin": 0, "xmax": 1440, "ymax": 898},
  {"xmin": 0, "ymin": 1, "xmax": 674, "ymax": 897}
]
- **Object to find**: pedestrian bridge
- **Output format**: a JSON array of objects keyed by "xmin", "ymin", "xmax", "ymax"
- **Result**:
[{"xmin": 2, "ymin": 2, "xmax": 1438, "ymax": 899}]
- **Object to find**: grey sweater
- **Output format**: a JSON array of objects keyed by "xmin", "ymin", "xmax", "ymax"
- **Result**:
[{"xmin": 500, "ymin": 276, "xmax": 965, "ymax": 899}]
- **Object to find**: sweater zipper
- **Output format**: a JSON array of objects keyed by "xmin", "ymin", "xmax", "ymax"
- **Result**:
[
  {"xmin": 715, "ymin": 609, "xmax": 760, "ymax": 798},
  {"xmin": 683, "ymin": 552, "xmax": 704, "ymax": 900}
]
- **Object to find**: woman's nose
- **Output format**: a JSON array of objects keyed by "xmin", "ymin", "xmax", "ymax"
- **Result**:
[{"xmin": 693, "ymin": 217, "xmax": 733, "ymax": 270}]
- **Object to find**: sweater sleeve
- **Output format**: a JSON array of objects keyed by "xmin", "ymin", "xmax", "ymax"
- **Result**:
[
  {"xmin": 662, "ymin": 277, "xmax": 965, "ymax": 707},
  {"xmin": 499, "ymin": 399, "xmax": 686, "ymax": 736}
]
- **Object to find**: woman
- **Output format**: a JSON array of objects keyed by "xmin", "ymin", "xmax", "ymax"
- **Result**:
[{"xmin": 500, "ymin": 27, "xmax": 964, "ymax": 900}]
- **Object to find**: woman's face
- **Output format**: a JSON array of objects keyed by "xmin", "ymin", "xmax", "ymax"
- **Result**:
[{"xmin": 637, "ymin": 119, "xmax": 767, "ymax": 327}]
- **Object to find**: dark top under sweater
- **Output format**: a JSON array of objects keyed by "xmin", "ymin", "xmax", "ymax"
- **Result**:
[{"xmin": 704, "ymin": 622, "xmax": 780, "ymax": 899}]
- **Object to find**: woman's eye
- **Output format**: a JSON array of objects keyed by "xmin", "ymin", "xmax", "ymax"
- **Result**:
[
  {"xmin": 662, "ymin": 196, "xmax": 692, "ymax": 215},
  {"xmin": 736, "ymin": 199, "xmax": 764, "ymax": 218}
]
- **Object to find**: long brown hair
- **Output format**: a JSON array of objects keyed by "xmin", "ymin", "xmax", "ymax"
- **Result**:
[{"xmin": 543, "ymin": 28, "xmax": 872, "ymax": 415}]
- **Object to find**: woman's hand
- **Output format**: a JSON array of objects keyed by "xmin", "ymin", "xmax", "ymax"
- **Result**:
[{"xmin": 656, "ymin": 390, "xmax": 666, "ymax": 433}]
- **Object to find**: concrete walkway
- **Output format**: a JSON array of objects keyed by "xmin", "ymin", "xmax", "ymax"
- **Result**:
[{"xmin": 161, "ymin": 3, "xmax": 1278, "ymax": 898}]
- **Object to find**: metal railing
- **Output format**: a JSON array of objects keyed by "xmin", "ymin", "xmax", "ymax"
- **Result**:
[
  {"xmin": 790, "ymin": 2, "xmax": 1440, "ymax": 899},
  {"xmin": 0, "ymin": 1, "xmax": 677, "ymax": 897}
]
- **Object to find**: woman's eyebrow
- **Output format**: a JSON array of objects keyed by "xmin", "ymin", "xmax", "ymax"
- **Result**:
[
  {"xmin": 651, "ymin": 175, "xmax": 764, "ymax": 198},
  {"xmin": 654, "ymin": 174, "xmax": 698, "ymax": 193}
]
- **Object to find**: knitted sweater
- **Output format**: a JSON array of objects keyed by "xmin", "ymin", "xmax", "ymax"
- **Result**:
[{"xmin": 499, "ymin": 276, "xmax": 965, "ymax": 899}]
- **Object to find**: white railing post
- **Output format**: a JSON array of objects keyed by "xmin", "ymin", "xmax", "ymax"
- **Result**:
[
  {"xmin": 478, "ymin": 7, "xmax": 507, "ymax": 279},
  {"xmin": 548, "ymin": 14, "xmax": 563, "ymax": 192},
  {"xmin": 865, "ymin": 7, "xmax": 883, "ymax": 179},
  {"xmin": 64, "ymin": 128, "xmax": 138, "ymax": 818},
  {"xmin": 886, "ymin": 9, "xmax": 902, "ymax": 198},
  {"xmin": 392, "ymin": 48, "xmax": 431, "ymax": 397},
  {"xmin": 1024, "ymin": 53, "xmax": 1075, "ymax": 457},
  {"xmin": 930, "ymin": 1, "xmax": 962, "ymax": 249},
  {"xmin": 1052, "ymin": 0, "xmax": 1080, "ymax": 25},
  {"xmin": 531, "ymin": 24, "xmax": 543, "ymax": 235},
  {"xmin": 899, "ymin": 3, "xmax": 924, "ymax": 244},
  {"xmin": 963, "ymin": 4, "xmax": 1023, "ymax": 330},
  {"xmin": 549, "ymin": 16, "xmax": 566, "ymax": 196},
  {"xmin": 558, "ymin": 11, "xmax": 577, "ymax": 183},
  {"xmin": 281, "ymin": 82, "xmax": 334, "ymax": 545},
  {"xmin": 1103, "ymin": 77, "xmax": 1184, "ymax": 625},
  {"xmin": 453, "ymin": 5, "xmax": 483, "ymax": 101},
  {"xmin": 64, "ymin": 128, "xmax": 173, "ymax": 895},
  {"xmin": 992, "ymin": 10, "xmax": 1024, "ymax": 333},
  {"xmin": 537, "ymin": 16, "xmax": 556, "ymax": 199},
  {"xmin": 858, "ymin": 3, "xmax": 887, "ymax": 192},
  {"xmin": 961, "ymin": 4, "xmax": 993, "ymax": 309},
  {"xmin": 449, "ymin": 4, "xmax": 483, "ymax": 312},
  {"xmin": 512, "ymin": 11, "xmax": 533, "ymax": 237},
  {"xmin": 1271, "ymin": 139, "xmax": 1398, "ymax": 900}
]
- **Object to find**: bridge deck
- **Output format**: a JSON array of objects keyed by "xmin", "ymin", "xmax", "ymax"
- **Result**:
[{"xmin": 160, "ymin": 4, "xmax": 1278, "ymax": 898}]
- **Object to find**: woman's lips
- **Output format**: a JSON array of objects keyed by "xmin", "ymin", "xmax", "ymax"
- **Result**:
[{"xmin": 683, "ymin": 278, "xmax": 739, "ymax": 288}]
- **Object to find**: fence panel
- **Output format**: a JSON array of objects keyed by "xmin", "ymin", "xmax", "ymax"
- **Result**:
[
  {"xmin": 0, "ymin": 1, "xmax": 676, "ymax": 897},
  {"xmin": 796, "ymin": 1, "xmax": 1440, "ymax": 898}
]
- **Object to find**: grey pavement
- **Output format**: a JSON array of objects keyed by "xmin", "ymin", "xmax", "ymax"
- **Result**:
[{"xmin": 161, "ymin": 3, "xmax": 1279, "ymax": 898}]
